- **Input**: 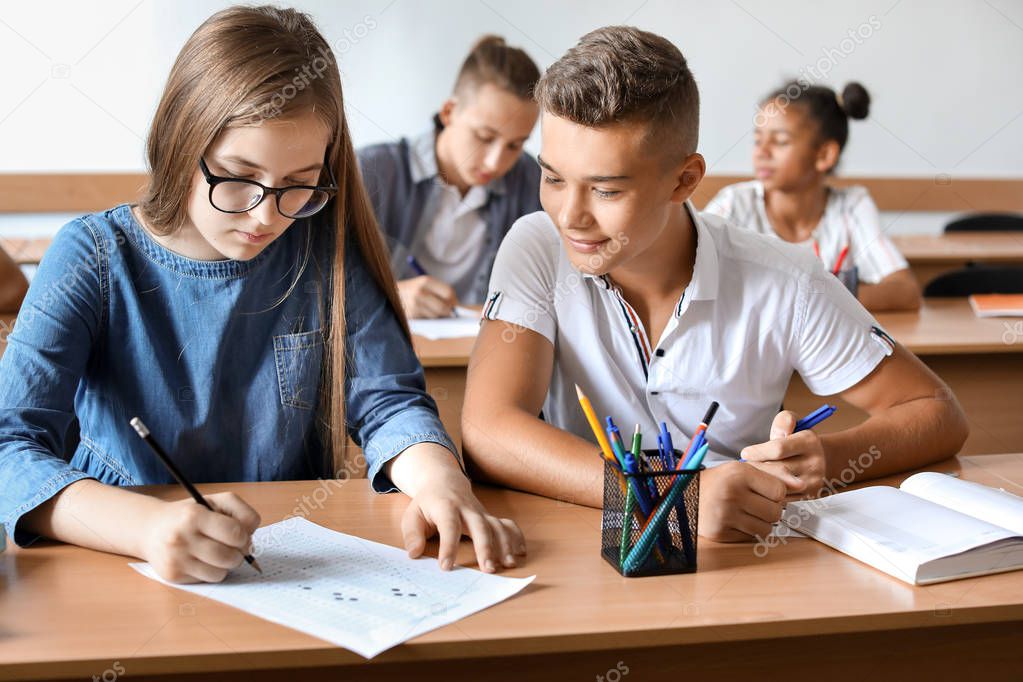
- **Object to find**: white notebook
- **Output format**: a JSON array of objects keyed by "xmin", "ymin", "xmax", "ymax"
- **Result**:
[{"xmin": 781, "ymin": 472, "xmax": 1023, "ymax": 585}]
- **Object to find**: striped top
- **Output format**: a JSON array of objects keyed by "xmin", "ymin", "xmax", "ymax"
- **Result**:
[{"xmin": 704, "ymin": 181, "xmax": 908, "ymax": 284}]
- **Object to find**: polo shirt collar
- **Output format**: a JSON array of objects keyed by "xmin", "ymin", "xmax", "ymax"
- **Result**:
[{"xmin": 579, "ymin": 201, "xmax": 720, "ymax": 304}]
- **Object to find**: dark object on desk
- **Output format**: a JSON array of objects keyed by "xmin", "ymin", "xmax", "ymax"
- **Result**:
[
  {"xmin": 924, "ymin": 265, "xmax": 1023, "ymax": 297},
  {"xmin": 944, "ymin": 213, "xmax": 1023, "ymax": 233}
]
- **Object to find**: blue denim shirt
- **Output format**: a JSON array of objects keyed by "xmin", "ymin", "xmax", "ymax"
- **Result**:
[{"xmin": 0, "ymin": 204, "xmax": 458, "ymax": 546}]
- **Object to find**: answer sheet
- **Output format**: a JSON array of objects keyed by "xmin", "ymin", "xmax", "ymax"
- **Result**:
[
  {"xmin": 130, "ymin": 517, "xmax": 534, "ymax": 658},
  {"xmin": 409, "ymin": 306, "xmax": 481, "ymax": 339}
]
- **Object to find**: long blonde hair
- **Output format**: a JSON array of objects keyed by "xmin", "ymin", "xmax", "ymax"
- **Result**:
[{"xmin": 139, "ymin": 5, "xmax": 407, "ymax": 475}]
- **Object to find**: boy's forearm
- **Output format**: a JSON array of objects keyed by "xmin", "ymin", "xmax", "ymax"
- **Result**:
[
  {"xmin": 463, "ymin": 409, "xmax": 605, "ymax": 507},
  {"xmin": 819, "ymin": 395, "xmax": 967, "ymax": 486}
]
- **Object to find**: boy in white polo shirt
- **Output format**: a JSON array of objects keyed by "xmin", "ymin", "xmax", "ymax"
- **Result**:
[{"xmin": 461, "ymin": 26, "xmax": 969, "ymax": 542}]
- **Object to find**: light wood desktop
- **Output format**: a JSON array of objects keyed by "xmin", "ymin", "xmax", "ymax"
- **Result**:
[
  {"xmin": 0, "ymin": 238, "xmax": 49, "ymax": 266},
  {"xmin": 891, "ymin": 231, "xmax": 1023, "ymax": 287},
  {"xmin": 1, "ymin": 454, "xmax": 1021, "ymax": 681}
]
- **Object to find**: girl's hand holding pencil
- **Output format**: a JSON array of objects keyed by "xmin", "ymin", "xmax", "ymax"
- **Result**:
[{"xmin": 140, "ymin": 491, "xmax": 262, "ymax": 584}]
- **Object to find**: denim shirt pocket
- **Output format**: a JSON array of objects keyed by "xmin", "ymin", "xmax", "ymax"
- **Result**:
[{"xmin": 273, "ymin": 328, "xmax": 324, "ymax": 410}]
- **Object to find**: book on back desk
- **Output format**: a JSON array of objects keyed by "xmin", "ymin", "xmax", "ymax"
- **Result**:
[{"xmin": 969, "ymin": 294, "xmax": 1023, "ymax": 318}]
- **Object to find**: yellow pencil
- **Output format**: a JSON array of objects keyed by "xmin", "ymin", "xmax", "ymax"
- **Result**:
[{"xmin": 575, "ymin": 384, "xmax": 616, "ymax": 462}]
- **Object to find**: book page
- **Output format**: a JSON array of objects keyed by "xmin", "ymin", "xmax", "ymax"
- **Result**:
[
  {"xmin": 130, "ymin": 517, "xmax": 534, "ymax": 659},
  {"xmin": 901, "ymin": 472, "xmax": 1023, "ymax": 535},
  {"xmin": 782, "ymin": 487, "xmax": 1019, "ymax": 581}
]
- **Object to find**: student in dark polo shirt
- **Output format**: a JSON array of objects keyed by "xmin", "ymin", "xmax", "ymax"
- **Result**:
[{"xmin": 358, "ymin": 35, "xmax": 542, "ymax": 318}]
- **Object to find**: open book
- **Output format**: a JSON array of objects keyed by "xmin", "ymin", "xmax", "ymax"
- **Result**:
[{"xmin": 781, "ymin": 472, "xmax": 1023, "ymax": 585}]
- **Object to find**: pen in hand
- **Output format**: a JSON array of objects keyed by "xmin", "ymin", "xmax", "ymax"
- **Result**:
[{"xmin": 129, "ymin": 417, "xmax": 262, "ymax": 574}]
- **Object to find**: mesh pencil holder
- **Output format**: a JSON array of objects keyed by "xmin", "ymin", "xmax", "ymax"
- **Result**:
[{"xmin": 600, "ymin": 449, "xmax": 702, "ymax": 578}]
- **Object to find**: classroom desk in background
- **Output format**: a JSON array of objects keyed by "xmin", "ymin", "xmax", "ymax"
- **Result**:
[
  {"xmin": 7, "ymin": 231, "xmax": 1023, "ymax": 282},
  {"xmin": 0, "ymin": 238, "xmax": 49, "ymax": 266},
  {"xmin": 414, "ymin": 298, "xmax": 1023, "ymax": 456},
  {"xmin": 1, "ymin": 454, "xmax": 1021, "ymax": 681},
  {"xmin": 411, "ymin": 334, "xmax": 476, "ymax": 449},
  {"xmin": 891, "ymin": 231, "xmax": 1023, "ymax": 287}
]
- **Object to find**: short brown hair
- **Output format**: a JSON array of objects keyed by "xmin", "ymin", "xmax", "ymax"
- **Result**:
[
  {"xmin": 452, "ymin": 35, "xmax": 540, "ymax": 100},
  {"xmin": 534, "ymin": 26, "xmax": 699, "ymax": 159}
]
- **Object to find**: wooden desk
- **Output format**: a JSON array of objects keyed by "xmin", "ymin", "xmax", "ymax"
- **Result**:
[
  {"xmin": 1, "ymin": 454, "xmax": 1021, "ymax": 681},
  {"xmin": 414, "ymin": 299, "xmax": 1023, "ymax": 456},
  {"xmin": 412, "ymin": 335, "xmax": 476, "ymax": 451},
  {"xmin": 892, "ymin": 232, "xmax": 1023, "ymax": 287},
  {"xmin": 0, "ymin": 237, "xmax": 50, "ymax": 265}
]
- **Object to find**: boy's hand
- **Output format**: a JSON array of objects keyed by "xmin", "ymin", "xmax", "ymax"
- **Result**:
[
  {"xmin": 140, "ymin": 492, "xmax": 261, "ymax": 584},
  {"xmin": 697, "ymin": 461, "xmax": 787, "ymax": 541},
  {"xmin": 400, "ymin": 468, "xmax": 526, "ymax": 573},
  {"xmin": 398, "ymin": 276, "xmax": 457, "ymax": 319},
  {"xmin": 739, "ymin": 410, "xmax": 827, "ymax": 499}
]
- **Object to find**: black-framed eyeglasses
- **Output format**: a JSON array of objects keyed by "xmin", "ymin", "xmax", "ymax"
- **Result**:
[{"xmin": 199, "ymin": 157, "xmax": 338, "ymax": 219}]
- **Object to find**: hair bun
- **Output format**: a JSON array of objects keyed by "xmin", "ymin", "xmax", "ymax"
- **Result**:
[{"xmin": 840, "ymin": 82, "xmax": 870, "ymax": 120}]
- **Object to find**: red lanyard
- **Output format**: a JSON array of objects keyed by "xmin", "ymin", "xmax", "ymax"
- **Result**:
[{"xmin": 812, "ymin": 238, "xmax": 850, "ymax": 275}]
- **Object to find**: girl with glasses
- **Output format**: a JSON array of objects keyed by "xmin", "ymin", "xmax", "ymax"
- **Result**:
[{"xmin": 0, "ymin": 5, "xmax": 524, "ymax": 583}]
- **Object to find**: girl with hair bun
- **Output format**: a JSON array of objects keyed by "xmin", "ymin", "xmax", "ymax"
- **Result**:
[
  {"xmin": 359, "ymin": 35, "xmax": 542, "ymax": 318},
  {"xmin": 707, "ymin": 81, "xmax": 921, "ymax": 312}
]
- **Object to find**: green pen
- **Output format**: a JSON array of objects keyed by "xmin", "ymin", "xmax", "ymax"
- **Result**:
[{"xmin": 632, "ymin": 424, "xmax": 657, "ymax": 498}]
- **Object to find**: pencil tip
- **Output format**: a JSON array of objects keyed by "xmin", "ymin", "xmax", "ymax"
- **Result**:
[
  {"xmin": 250, "ymin": 558, "xmax": 263, "ymax": 573},
  {"xmin": 575, "ymin": 384, "xmax": 584, "ymax": 398}
]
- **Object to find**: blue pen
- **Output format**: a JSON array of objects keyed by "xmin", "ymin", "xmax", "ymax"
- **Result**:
[
  {"xmin": 794, "ymin": 404, "xmax": 837, "ymax": 432},
  {"xmin": 737, "ymin": 404, "xmax": 837, "ymax": 462},
  {"xmin": 659, "ymin": 422, "xmax": 676, "ymax": 469},
  {"xmin": 406, "ymin": 255, "xmax": 428, "ymax": 277},
  {"xmin": 608, "ymin": 419, "xmax": 649, "ymax": 504}
]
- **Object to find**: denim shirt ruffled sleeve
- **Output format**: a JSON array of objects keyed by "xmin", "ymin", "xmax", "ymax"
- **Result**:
[
  {"xmin": 340, "ymin": 230, "xmax": 461, "ymax": 491},
  {"xmin": 0, "ymin": 217, "xmax": 102, "ymax": 546},
  {"xmin": 0, "ymin": 204, "xmax": 459, "ymax": 547}
]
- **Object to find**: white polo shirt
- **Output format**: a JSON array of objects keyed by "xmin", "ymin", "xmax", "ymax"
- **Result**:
[
  {"xmin": 481, "ymin": 204, "xmax": 895, "ymax": 467},
  {"xmin": 705, "ymin": 181, "xmax": 908, "ymax": 284}
]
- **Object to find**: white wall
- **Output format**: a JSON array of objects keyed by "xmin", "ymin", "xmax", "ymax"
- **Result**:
[{"xmin": 1, "ymin": 0, "xmax": 1021, "ymax": 236}]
